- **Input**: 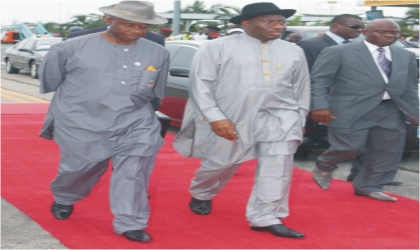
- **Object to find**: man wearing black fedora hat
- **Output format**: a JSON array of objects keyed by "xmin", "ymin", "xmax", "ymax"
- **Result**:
[
  {"xmin": 174, "ymin": 2, "xmax": 310, "ymax": 239},
  {"xmin": 39, "ymin": 0, "xmax": 169, "ymax": 243}
]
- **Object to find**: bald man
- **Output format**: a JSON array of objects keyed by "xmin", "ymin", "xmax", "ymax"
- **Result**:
[
  {"xmin": 310, "ymin": 19, "xmax": 418, "ymax": 202},
  {"xmin": 287, "ymin": 33, "xmax": 302, "ymax": 43}
]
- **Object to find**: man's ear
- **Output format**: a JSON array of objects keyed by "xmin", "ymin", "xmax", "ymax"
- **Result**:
[
  {"xmin": 241, "ymin": 20, "xmax": 250, "ymax": 29},
  {"xmin": 362, "ymin": 29, "xmax": 368, "ymax": 36},
  {"xmin": 106, "ymin": 16, "xmax": 114, "ymax": 26},
  {"xmin": 330, "ymin": 23, "xmax": 339, "ymax": 32}
]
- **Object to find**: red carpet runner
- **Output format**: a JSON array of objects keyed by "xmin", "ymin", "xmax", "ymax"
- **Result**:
[{"xmin": 2, "ymin": 104, "xmax": 419, "ymax": 249}]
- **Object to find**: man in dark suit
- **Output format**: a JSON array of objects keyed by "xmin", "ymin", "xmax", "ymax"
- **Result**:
[
  {"xmin": 310, "ymin": 19, "xmax": 418, "ymax": 202},
  {"xmin": 297, "ymin": 14, "xmax": 363, "ymax": 71}
]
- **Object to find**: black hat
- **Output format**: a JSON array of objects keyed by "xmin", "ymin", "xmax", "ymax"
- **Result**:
[
  {"xmin": 229, "ymin": 2, "xmax": 296, "ymax": 25},
  {"xmin": 206, "ymin": 26, "xmax": 221, "ymax": 31}
]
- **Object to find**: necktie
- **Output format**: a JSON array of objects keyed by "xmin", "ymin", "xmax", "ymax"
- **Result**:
[{"xmin": 377, "ymin": 47, "xmax": 391, "ymax": 78}]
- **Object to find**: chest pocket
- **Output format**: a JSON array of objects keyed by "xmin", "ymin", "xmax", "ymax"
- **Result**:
[
  {"xmin": 100, "ymin": 67, "xmax": 160, "ymax": 111},
  {"xmin": 130, "ymin": 69, "xmax": 160, "ymax": 109}
]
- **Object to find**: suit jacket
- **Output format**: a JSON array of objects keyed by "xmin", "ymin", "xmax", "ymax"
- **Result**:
[
  {"xmin": 66, "ymin": 25, "xmax": 165, "ymax": 46},
  {"xmin": 311, "ymin": 41, "xmax": 419, "ymax": 128},
  {"xmin": 297, "ymin": 34, "xmax": 338, "ymax": 71}
]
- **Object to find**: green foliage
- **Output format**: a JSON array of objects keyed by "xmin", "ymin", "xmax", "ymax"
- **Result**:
[
  {"xmin": 400, "ymin": 8, "xmax": 419, "ymax": 35},
  {"xmin": 288, "ymin": 16, "xmax": 302, "ymax": 26}
]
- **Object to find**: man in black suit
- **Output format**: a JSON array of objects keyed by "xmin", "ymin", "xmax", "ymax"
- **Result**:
[{"xmin": 297, "ymin": 14, "xmax": 364, "ymax": 71}]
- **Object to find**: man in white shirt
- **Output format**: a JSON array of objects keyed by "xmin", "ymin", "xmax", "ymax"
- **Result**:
[
  {"xmin": 310, "ymin": 19, "xmax": 418, "ymax": 202},
  {"xmin": 193, "ymin": 30, "xmax": 207, "ymax": 40}
]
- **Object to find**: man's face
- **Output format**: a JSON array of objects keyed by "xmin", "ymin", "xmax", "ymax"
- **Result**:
[
  {"xmin": 205, "ymin": 28, "xmax": 216, "ymax": 35},
  {"xmin": 331, "ymin": 17, "xmax": 365, "ymax": 39},
  {"xmin": 362, "ymin": 21, "xmax": 400, "ymax": 47},
  {"xmin": 107, "ymin": 16, "xmax": 150, "ymax": 43},
  {"xmin": 413, "ymin": 33, "xmax": 419, "ymax": 40},
  {"xmin": 288, "ymin": 34, "xmax": 301, "ymax": 43},
  {"xmin": 242, "ymin": 14, "xmax": 286, "ymax": 43}
]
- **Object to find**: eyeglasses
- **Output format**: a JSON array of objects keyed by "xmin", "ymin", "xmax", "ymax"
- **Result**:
[{"xmin": 342, "ymin": 24, "xmax": 365, "ymax": 30}]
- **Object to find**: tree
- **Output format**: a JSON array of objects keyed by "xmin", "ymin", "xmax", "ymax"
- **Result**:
[
  {"xmin": 287, "ymin": 16, "xmax": 303, "ymax": 26},
  {"xmin": 182, "ymin": 0, "xmax": 209, "ymax": 13},
  {"xmin": 399, "ymin": 8, "xmax": 419, "ymax": 35},
  {"xmin": 69, "ymin": 14, "xmax": 104, "ymax": 29}
]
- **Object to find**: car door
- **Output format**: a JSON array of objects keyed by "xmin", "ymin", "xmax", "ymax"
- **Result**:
[
  {"xmin": 16, "ymin": 39, "xmax": 36, "ymax": 69},
  {"xmin": 7, "ymin": 40, "xmax": 28, "ymax": 68},
  {"xmin": 160, "ymin": 44, "xmax": 198, "ymax": 125}
]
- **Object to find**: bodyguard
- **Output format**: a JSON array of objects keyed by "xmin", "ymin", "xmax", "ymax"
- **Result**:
[{"xmin": 39, "ymin": 1, "xmax": 169, "ymax": 242}]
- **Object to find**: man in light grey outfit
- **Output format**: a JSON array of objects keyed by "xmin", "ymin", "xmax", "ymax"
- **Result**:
[
  {"xmin": 173, "ymin": 2, "xmax": 310, "ymax": 238},
  {"xmin": 311, "ymin": 19, "xmax": 418, "ymax": 202},
  {"xmin": 39, "ymin": 1, "xmax": 169, "ymax": 242}
]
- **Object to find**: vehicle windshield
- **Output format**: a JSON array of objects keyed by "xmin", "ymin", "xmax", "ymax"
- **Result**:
[{"xmin": 35, "ymin": 40, "xmax": 61, "ymax": 51}]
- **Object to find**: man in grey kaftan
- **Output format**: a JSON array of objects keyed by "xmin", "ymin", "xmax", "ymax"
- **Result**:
[
  {"xmin": 39, "ymin": 1, "xmax": 169, "ymax": 242},
  {"xmin": 173, "ymin": 2, "xmax": 310, "ymax": 238}
]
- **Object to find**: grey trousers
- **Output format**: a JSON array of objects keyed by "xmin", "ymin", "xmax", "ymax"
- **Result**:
[
  {"xmin": 50, "ymin": 150, "xmax": 157, "ymax": 234},
  {"xmin": 190, "ymin": 141, "xmax": 297, "ymax": 227},
  {"xmin": 349, "ymin": 154, "xmax": 399, "ymax": 185},
  {"xmin": 316, "ymin": 101, "xmax": 406, "ymax": 193}
]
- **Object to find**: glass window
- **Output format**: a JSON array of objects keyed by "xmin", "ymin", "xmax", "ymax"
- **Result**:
[
  {"xmin": 22, "ymin": 39, "xmax": 36, "ymax": 50},
  {"xmin": 35, "ymin": 39, "xmax": 61, "ymax": 51},
  {"xmin": 170, "ymin": 46, "xmax": 197, "ymax": 69},
  {"xmin": 15, "ymin": 39, "xmax": 29, "ymax": 49},
  {"xmin": 166, "ymin": 44, "xmax": 181, "ymax": 60}
]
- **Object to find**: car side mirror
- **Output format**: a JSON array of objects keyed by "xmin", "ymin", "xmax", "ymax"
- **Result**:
[
  {"xmin": 169, "ymin": 68, "xmax": 190, "ymax": 78},
  {"xmin": 18, "ymin": 48, "xmax": 33, "ymax": 53}
]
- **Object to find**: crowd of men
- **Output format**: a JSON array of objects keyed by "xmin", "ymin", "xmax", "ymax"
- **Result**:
[
  {"xmin": 157, "ymin": 25, "xmax": 245, "ymax": 41},
  {"xmin": 40, "ymin": 0, "xmax": 418, "ymax": 244}
]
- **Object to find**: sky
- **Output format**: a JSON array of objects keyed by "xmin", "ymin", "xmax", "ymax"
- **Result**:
[{"xmin": 1, "ymin": 0, "xmax": 411, "ymax": 25}]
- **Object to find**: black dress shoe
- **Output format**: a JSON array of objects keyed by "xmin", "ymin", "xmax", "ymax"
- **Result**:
[
  {"xmin": 346, "ymin": 173, "xmax": 356, "ymax": 182},
  {"xmin": 251, "ymin": 224, "xmax": 305, "ymax": 238},
  {"xmin": 381, "ymin": 181, "xmax": 403, "ymax": 186},
  {"xmin": 51, "ymin": 202, "xmax": 73, "ymax": 220},
  {"xmin": 123, "ymin": 230, "xmax": 152, "ymax": 242},
  {"xmin": 189, "ymin": 197, "xmax": 211, "ymax": 215}
]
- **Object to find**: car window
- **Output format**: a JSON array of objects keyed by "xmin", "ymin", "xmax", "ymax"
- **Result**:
[
  {"xmin": 15, "ymin": 40, "xmax": 29, "ymax": 50},
  {"xmin": 305, "ymin": 31, "xmax": 324, "ymax": 39},
  {"xmin": 35, "ymin": 39, "xmax": 61, "ymax": 51},
  {"xmin": 22, "ymin": 39, "xmax": 36, "ymax": 50},
  {"xmin": 166, "ymin": 44, "xmax": 181, "ymax": 60},
  {"xmin": 170, "ymin": 46, "xmax": 197, "ymax": 69}
]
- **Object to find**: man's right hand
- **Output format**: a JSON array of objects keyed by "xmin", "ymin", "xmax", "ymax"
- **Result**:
[
  {"xmin": 210, "ymin": 119, "xmax": 238, "ymax": 141},
  {"xmin": 311, "ymin": 109, "xmax": 336, "ymax": 125}
]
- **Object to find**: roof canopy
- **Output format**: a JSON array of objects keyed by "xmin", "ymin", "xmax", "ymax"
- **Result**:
[{"xmin": 357, "ymin": 0, "xmax": 418, "ymax": 7}]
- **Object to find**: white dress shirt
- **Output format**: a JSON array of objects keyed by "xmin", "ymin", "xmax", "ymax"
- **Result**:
[
  {"xmin": 363, "ymin": 40, "xmax": 391, "ymax": 100},
  {"xmin": 325, "ymin": 31, "xmax": 351, "ymax": 44}
]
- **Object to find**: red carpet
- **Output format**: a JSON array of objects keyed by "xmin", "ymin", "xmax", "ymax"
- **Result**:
[{"xmin": 2, "ymin": 104, "xmax": 419, "ymax": 249}]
